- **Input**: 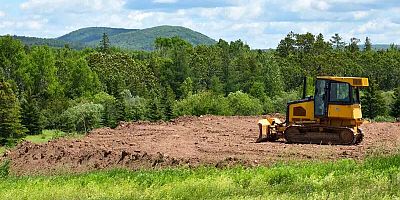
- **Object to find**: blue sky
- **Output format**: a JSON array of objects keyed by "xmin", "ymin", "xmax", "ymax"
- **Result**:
[{"xmin": 0, "ymin": 0, "xmax": 400, "ymax": 48}]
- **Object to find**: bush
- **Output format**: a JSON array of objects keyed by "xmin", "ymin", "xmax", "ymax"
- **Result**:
[
  {"xmin": 227, "ymin": 91, "xmax": 263, "ymax": 115},
  {"xmin": 60, "ymin": 103, "xmax": 104, "ymax": 133},
  {"xmin": 41, "ymin": 97, "xmax": 70, "ymax": 130},
  {"xmin": 174, "ymin": 91, "xmax": 232, "ymax": 116},
  {"xmin": 0, "ymin": 160, "xmax": 10, "ymax": 178},
  {"xmin": 390, "ymin": 88, "xmax": 400, "ymax": 118},
  {"xmin": 271, "ymin": 91, "xmax": 300, "ymax": 114},
  {"xmin": 261, "ymin": 96, "xmax": 275, "ymax": 114},
  {"xmin": 382, "ymin": 90, "xmax": 394, "ymax": 111},
  {"xmin": 373, "ymin": 115, "xmax": 396, "ymax": 123},
  {"xmin": 121, "ymin": 90, "xmax": 148, "ymax": 121}
]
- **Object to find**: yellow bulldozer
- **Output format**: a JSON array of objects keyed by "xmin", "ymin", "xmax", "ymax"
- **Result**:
[{"xmin": 257, "ymin": 76, "xmax": 369, "ymax": 145}]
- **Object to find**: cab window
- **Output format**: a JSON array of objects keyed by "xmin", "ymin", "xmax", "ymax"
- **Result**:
[
  {"xmin": 329, "ymin": 82, "xmax": 350, "ymax": 103},
  {"xmin": 352, "ymin": 87, "xmax": 360, "ymax": 103}
]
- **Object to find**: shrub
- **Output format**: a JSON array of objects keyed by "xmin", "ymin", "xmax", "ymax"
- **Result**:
[
  {"xmin": 381, "ymin": 90, "xmax": 394, "ymax": 111},
  {"xmin": 60, "ymin": 103, "xmax": 104, "ymax": 133},
  {"xmin": 0, "ymin": 160, "xmax": 10, "ymax": 178},
  {"xmin": 227, "ymin": 91, "xmax": 263, "ymax": 115},
  {"xmin": 373, "ymin": 115, "xmax": 396, "ymax": 123},
  {"xmin": 390, "ymin": 88, "xmax": 400, "ymax": 118},
  {"xmin": 40, "ymin": 97, "xmax": 70, "ymax": 130},
  {"xmin": 121, "ymin": 90, "xmax": 149, "ymax": 121},
  {"xmin": 271, "ymin": 91, "xmax": 299, "ymax": 114},
  {"xmin": 174, "ymin": 91, "xmax": 232, "ymax": 116},
  {"xmin": 261, "ymin": 96, "xmax": 275, "ymax": 114}
]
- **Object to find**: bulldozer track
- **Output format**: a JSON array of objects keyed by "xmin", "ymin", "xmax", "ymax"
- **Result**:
[{"xmin": 284, "ymin": 125, "xmax": 363, "ymax": 145}]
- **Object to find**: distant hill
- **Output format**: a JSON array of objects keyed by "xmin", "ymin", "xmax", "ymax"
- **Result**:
[
  {"xmin": 58, "ymin": 27, "xmax": 136, "ymax": 44},
  {"xmin": 99, "ymin": 26, "xmax": 216, "ymax": 50},
  {"xmin": 359, "ymin": 44, "xmax": 399, "ymax": 50},
  {"xmin": 12, "ymin": 36, "xmax": 86, "ymax": 49},
  {"xmin": 9, "ymin": 26, "xmax": 216, "ymax": 51}
]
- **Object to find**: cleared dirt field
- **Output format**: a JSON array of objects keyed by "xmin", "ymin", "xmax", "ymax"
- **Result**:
[{"xmin": 2, "ymin": 116, "xmax": 400, "ymax": 175}]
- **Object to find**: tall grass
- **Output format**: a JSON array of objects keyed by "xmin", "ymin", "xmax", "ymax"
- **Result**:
[{"xmin": 1, "ymin": 154, "xmax": 400, "ymax": 199}]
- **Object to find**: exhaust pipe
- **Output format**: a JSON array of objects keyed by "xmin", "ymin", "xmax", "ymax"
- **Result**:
[{"xmin": 302, "ymin": 77, "xmax": 307, "ymax": 99}]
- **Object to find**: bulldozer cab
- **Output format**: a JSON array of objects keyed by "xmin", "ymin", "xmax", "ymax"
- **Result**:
[
  {"xmin": 314, "ymin": 79, "xmax": 360, "ymax": 117},
  {"xmin": 313, "ymin": 76, "xmax": 368, "ymax": 119}
]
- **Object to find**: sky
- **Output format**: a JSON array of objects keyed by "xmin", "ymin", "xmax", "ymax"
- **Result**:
[{"xmin": 0, "ymin": 0, "xmax": 400, "ymax": 49}]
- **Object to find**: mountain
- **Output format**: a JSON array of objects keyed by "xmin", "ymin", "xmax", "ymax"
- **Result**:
[
  {"xmin": 10, "ymin": 26, "xmax": 216, "ymax": 50},
  {"xmin": 95, "ymin": 26, "xmax": 216, "ymax": 50},
  {"xmin": 58, "ymin": 27, "xmax": 136, "ymax": 44}
]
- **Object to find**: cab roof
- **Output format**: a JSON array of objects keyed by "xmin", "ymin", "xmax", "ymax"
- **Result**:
[{"xmin": 317, "ymin": 76, "xmax": 369, "ymax": 87}]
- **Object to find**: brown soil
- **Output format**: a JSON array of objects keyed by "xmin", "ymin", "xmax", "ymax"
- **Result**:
[{"xmin": 2, "ymin": 115, "xmax": 400, "ymax": 175}]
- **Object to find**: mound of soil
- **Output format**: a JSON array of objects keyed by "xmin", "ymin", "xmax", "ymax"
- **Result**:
[{"xmin": 2, "ymin": 116, "xmax": 400, "ymax": 175}]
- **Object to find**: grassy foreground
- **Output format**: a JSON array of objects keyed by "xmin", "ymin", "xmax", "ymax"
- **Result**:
[{"xmin": 1, "ymin": 155, "xmax": 400, "ymax": 200}]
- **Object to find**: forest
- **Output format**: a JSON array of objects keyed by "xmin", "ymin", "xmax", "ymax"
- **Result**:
[{"xmin": 1, "ymin": 32, "xmax": 400, "ymax": 145}]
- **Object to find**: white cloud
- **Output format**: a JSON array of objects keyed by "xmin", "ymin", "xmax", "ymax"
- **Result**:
[
  {"xmin": 20, "ymin": 0, "xmax": 125, "ymax": 13},
  {"xmin": 0, "ymin": 11, "xmax": 5, "ymax": 17},
  {"xmin": 128, "ymin": 11, "xmax": 155, "ymax": 22},
  {"xmin": 357, "ymin": 19, "xmax": 400, "ymax": 34},
  {"xmin": 353, "ymin": 11, "xmax": 369, "ymax": 20},
  {"xmin": 225, "ymin": 0, "xmax": 265, "ymax": 20},
  {"xmin": 288, "ymin": 0, "xmax": 331, "ymax": 12}
]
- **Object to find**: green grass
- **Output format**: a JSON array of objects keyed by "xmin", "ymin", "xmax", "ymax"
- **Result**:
[
  {"xmin": 0, "ymin": 146, "xmax": 5, "ymax": 155},
  {"xmin": 0, "ymin": 130, "xmax": 83, "ymax": 156},
  {"xmin": 25, "ymin": 130, "xmax": 66, "ymax": 143},
  {"xmin": 24, "ymin": 130, "xmax": 84, "ymax": 144},
  {"xmin": 1, "ymin": 155, "xmax": 400, "ymax": 199}
]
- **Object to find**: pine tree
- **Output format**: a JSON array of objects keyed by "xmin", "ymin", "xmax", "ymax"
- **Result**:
[
  {"xmin": 347, "ymin": 37, "xmax": 360, "ymax": 53},
  {"xmin": 361, "ymin": 81, "xmax": 386, "ymax": 119},
  {"xmin": 99, "ymin": 33, "xmax": 110, "ymax": 53},
  {"xmin": 148, "ymin": 94, "xmax": 164, "ymax": 121},
  {"xmin": 276, "ymin": 31, "xmax": 296, "ymax": 57},
  {"xmin": 0, "ymin": 81, "xmax": 26, "ymax": 145},
  {"xmin": 21, "ymin": 96, "xmax": 43, "ymax": 135},
  {"xmin": 114, "ymin": 89, "xmax": 127, "ymax": 123},
  {"xmin": 330, "ymin": 33, "xmax": 346, "ymax": 50},
  {"xmin": 313, "ymin": 33, "xmax": 332, "ymax": 54},
  {"xmin": 162, "ymin": 85, "xmax": 176, "ymax": 120},
  {"xmin": 364, "ymin": 37, "xmax": 372, "ymax": 51}
]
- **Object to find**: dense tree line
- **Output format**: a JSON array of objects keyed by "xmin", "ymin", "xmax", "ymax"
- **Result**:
[{"xmin": 1, "ymin": 32, "xmax": 400, "ymax": 145}]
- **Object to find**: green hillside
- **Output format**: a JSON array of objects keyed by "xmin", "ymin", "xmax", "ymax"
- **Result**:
[
  {"xmin": 12, "ymin": 36, "xmax": 86, "ymax": 49},
  {"xmin": 58, "ymin": 27, "xmax": 136, "ymax": 43},
  {"xmin": 10, "ymin": 26, "xmax": 216, "ymax": 50},
  {"xmin": 105, "ymin": 25, "xmax": 216, "ymax": 50}
]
